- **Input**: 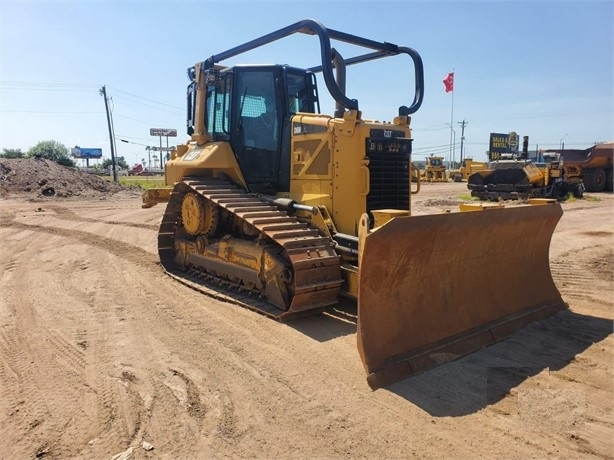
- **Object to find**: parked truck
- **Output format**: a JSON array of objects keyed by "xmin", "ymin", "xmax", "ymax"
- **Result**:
[{"xmin": 543, "ymin": 142, "xmax": 613, "ymax": 192}]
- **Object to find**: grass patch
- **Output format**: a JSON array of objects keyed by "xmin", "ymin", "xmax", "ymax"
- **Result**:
[
  {"xmin": 458, "ymin": 193, "xmax": 479, "ymax": 201},
  {"xmin": 102, "ymin": 175, "xmax": 166, "ymax": 189},
  {"xmin": 565, "ymin": 194, "xmax": 578, "ymax": 203},
  {"xmin": 565, "ymin": 193, "xmax": 600, "ymax": 203},
  {"xmin": 120, "ymin": 176, "xmax": 166, "ymax": 189}
]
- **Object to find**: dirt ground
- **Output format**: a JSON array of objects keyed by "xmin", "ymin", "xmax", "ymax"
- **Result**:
[{"xmin": 0, "ymin": 160, "xmax": 612, "ymax": 459}]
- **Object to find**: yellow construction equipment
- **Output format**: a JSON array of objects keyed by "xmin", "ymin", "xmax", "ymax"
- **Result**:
[
  {"xmin": 144, "ymin": 20, "xmax": 567, "ymax": 389},
  {"xmin": 544, "ymin": 142, "xmax": 613, "ymax": 192},
  {"xmin": 468, "ymin": 153, "xmax": 584, "ymax": 201},
  {"xmin": 421, "ymin": 155, "xmax": 448, "ymax": 182},
  {"xmin": 449, "ymin": 158, "xmax": 488, "ymax": 182}
]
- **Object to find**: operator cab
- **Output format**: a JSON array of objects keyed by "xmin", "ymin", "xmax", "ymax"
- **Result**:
[
  {"xmin": 429, "ymin": 157, "xmax": 443, "ymax": 167},
  {"xmin": 190, "ymin": 65, "xmax": 319, "ymax": 194}
]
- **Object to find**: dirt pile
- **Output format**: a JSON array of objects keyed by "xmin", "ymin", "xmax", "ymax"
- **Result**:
[{"xmin": 0, "ymin": 158, "xmax": 141, "ymax": 200}]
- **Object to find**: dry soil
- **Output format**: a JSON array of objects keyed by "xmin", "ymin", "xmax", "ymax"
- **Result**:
[{"xmin": 0, "ymin": 160, "xmax": 612, "ymax": 459}]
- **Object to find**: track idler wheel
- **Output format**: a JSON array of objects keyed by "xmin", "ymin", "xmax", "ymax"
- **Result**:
[{"xmin": 181, "ymin": 192, "xmax": 218, "ymax": 236}]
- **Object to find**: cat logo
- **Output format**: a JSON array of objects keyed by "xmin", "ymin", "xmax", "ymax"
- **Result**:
[
  {"xmin": 384, "ymin": 130, "xmax": 392, "ymax": 138},
  {"xmin": 293, "ymin": 125, "xmax": 304, "ymax": 135},
  {"xmin": 508, "ymin": 131, "xmax": 519, "ymax": 152}
]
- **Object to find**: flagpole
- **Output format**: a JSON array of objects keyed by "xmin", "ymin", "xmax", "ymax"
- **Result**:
[{"xmin": 449, "ymin": 68, "xmax": 455, "ymax": 168}]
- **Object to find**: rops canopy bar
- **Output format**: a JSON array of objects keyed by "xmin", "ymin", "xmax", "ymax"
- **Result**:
[{"xmin": 201, "ymin": 18, "xmax": 424, "ymax": 116}]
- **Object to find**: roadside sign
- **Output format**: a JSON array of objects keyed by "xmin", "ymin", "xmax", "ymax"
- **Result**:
[
  {"xmin": 71, "ymin": 147, "xmax": 103, "ymax": 159},
  {"xmin": 150, "ymin": 128, "xmax": 177, "ymax": 137},
  {"xmin": 488, "ymin": 133, "xmax": 509, "ymax": 161},
  {"xmin": 508, "ymin": 131, "xmax": 519, "ymax": 153},
  {"xmin": 150, "ymin": 147, "xmax": 175, "ymax": 152}
]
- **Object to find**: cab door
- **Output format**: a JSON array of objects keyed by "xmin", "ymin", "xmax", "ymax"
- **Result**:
[{"xmin": 232, "ymin": 68, "xmax": 282, "ymax": 194}]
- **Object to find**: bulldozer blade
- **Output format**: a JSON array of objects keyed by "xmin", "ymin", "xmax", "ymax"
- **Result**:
[{"xmin": 357, "ymin": 204, "xmax": 567, "ymax": 389}]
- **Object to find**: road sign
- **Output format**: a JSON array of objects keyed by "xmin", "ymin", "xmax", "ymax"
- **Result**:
[
  {"xmin": 150, "ymin": 128, "xmax": 177, "ymax": 137},
  {"xmin": 150, "ymin": 146, "xmax": 175, "ymax": 152}
]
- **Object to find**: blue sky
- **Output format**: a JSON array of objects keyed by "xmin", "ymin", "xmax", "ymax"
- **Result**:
[{"xmin": 1, "ymin": 0, "xmax": 612, "ymax": 165}]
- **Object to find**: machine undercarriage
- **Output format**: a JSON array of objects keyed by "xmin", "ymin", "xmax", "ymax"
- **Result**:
[{"xmin": 158, "ymin": 178, "xmax": 343, "ymax": 320}]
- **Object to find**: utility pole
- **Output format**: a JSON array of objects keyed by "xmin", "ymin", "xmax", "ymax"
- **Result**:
[
  {"xmin": 457, "ymin": 120, "xmax": 468, "ymax": 163},
  {"xmin": 446, "ymin": 123, "xmax": 456, "ymax": 169},
  {"xmin": 99, "ymin": 85, "xmax": 118, "ymax": 183}
]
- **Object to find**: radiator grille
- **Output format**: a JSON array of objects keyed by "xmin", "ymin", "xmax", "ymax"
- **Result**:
[{"xmin": 366, "ymin": 137, "xmax": 412, "ymax": 211}]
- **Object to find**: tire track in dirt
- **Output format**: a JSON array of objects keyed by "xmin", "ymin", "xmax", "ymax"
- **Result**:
[
  {"xmin": 118, "ymin": 285, "xmax": 355, "ymax": 455},
  {"xmin": 128, "ymin": 292, "xmax": 247, "ymax": 450},
  {"xmin": 0, "ymin": 328, "xmax": 43, "ymax": 459},
  {"xmin": 143, "ymin": 303, "xmax": 385, "ymax": 456},
  {"xmin": 1, "ymin": 211, "xmax": 250, "ymax": 455},
  {"xmin": 169, "ymin": 369, "xmax": 207, "ymax": 422},
  {"xmin": 70, "ymin": 279, "xmax": 162, "ymax": 458},
  {"xmin": 83, "ymin": 369, "xmax": 148, "ymax": 457},
  {"xmin": 0, "ymin": 221, "xmax": 155, "ymax": 458},
  {"xmin": 551, "ymin": 240, "xmax": 613, "ymax": 308},
  {"xmin": 2, "ymin": 203, "xmax": 356, "ymax": 417},
  {"xmin": 139, "ymin": 277, "xmax": 437, "ymax": 457},
  {"xmin": 0, "ymin": 217, "xmax": 157, "ymax": 270},
  {"xmin": 0, "ymin": 233, "xmax": 56, "ymax": 458},
  {"xmin": 142, "ymin": 373, "xmax": 212, "ymax": 457},
  {"xmin": 45, "ymin": 204, "xmax": 159, "ymax": 230},
  {"xmin": 0, "ymin": 263, "xmax": 93, "ymax": 457},
  {"xmin": 3, "ymin": 194, "xmax": 612, "ymax": 458}
]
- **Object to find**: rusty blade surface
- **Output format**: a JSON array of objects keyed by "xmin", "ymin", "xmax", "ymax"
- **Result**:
[{"xmin": 357, "ymin": 204, "xmax": 567, "ymax": 389}]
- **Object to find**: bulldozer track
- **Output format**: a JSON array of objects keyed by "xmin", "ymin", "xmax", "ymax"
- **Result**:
[{"xmin": 157, "ymin": 178, "xmax": 342, "ymax": 321}]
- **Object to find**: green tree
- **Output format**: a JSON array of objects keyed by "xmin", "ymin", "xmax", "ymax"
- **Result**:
[
  {"xmin": 1, "ymin": 148, "xmax": 25, "ymax": 158},
  {"xmin": 27, "ymin": 140, "xmax": 75, "ymax": 167},
  {"xmin": 102, "ymin": 158, "xmax": 129, "ymax": 170}
]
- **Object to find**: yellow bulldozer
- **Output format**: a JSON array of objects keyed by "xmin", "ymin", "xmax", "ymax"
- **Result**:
[
  {"xmin": 421, "ymin": 155, "xmax": 448, "ymax": 182},
  {"xmin": 143, "ymin": 20, "xmax": 567, "ymax": 389},
  {"xmin": 449, "ymin": 158, "xmax": 488, "ymax": 182}
]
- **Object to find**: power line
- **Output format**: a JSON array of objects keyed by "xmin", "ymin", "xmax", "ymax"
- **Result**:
[
  {"xmin": 115, "ymin": 134, "xmax": 155, "ymax": 142},
  {"xmin": 0, "ymin": 110, "xmax": 101, "ymax": 114},
  {"xmin": 1, "ymin": 81, "xmax": 98, "ymax": 87},
  {"xmin": 113, "ymin": 113, "xmax": 175, "ymax": 126},
  {"xmin": 1, "ymin": 81, "xmax": 182, "ymax": 112},
  {"xmin": 468, "ymin": 108, "xmax": 612, "ymax": 123},
  {"xmin": 412, "ymin": 143, "xmax": 451, "ymax": 151},
  {"xmin": 0, "ymin": 87, "xmax": 98, "ymax": 93},
  {"xmin": 413, "ymin": 125, "xmax": 450, "ymax": 132},
  {"xmin": 0, "ymin": 81, "xmax": 99, "ymax": 92},
  {"xmin": 112, "ymin": 94, "xmax": 183, "ymax": 115},
  {"xmin": 108, "ymin": 86, "xmax": 183, "ymax": 110}
]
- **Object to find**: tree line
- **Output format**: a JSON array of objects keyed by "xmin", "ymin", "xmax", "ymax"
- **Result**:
[
  {"xmin": 1, "ymin": 140, "xmax": 76, "ymax": 167},
  {"xmin": 1, "ymin": 140, "xmax": 129, "ymax": 171}
]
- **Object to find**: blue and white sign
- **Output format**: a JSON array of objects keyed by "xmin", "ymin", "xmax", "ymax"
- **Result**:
[{"xmin": 71, "ymin": 147, "xmax": 103, "ymax": 159}]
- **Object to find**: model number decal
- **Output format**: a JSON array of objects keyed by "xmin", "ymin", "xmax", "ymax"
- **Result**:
[
  {"xmin": 292, "ymin": 123, "xmax": 327, "ymax": 135},
  {"xmin": 183, "ymin": 149, "xmax": 202, "ymax": 161}
]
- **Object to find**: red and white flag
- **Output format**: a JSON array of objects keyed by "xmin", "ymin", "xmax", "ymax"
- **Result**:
[{"xmin": 443, "ymin": 72, "xmax": 454, "ymax": 93}]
